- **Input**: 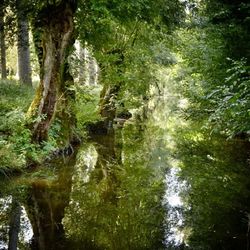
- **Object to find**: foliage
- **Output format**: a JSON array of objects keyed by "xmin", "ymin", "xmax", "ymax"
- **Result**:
[
  {"xmin": 171, "ymin": 21, "xmax": 250, "ymax": 138},
  {"xmin": 74, "ymin": 85, "xmax": 102, "ymax": 130},
  {"xmin": 0, "ymin": 80, "xmax": 34, "ymax": 171},
  {"xmin": 74, "ymin": 0, "xmax": 185, "ymax": 120},
  {"xmin": 77, "ymin": 0, "xmax": 185, "ymax": 47},
  {"xmin": 63, "ymin": 121, "xmax": 166, "ymax": 250},
  {"xmin": 0, "ymin": 80, "xmax": 66, "ymax": 173},
  {"xmin": 205, "ymin": 58, "xmax": 250, "ymax": 136},
  {"xmin": 203, "ymin": 0, "xmax": 250, "ymax": 60}
]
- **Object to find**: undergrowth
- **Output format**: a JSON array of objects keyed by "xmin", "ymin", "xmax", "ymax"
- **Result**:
[
  {"xmin": 0, "ymin": 80, "xmax": 102, "ymax": 176},
  {"xmin": 0, "ymin": 80, "xmax": 35, "ymax": 173}
]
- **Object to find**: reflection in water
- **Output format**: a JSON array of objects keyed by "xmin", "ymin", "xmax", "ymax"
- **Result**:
[
  {"xmin": 63, "ymin": 123, "xmax": 166, "ymax": 250},
  {"xmin": 25, "ymin": 154, "xmax": 77, "ymax": 250},
  {"xmin": 176, "ymin": 136, "xmax": 250, "ymax": 250},
  {"xmin": 1, "ymin": 94, "xmax": 250, "ymax": 249},
  {"xmin": 19, "ymin": 206, "xmax": 33, "ymax": 244},
  {"xmin": 0, "ymin": 196, "xmax": 33, "ymax": 249},
  {"xmin": 0, "ymin": 153, "xmax": 77, "ymax": 250},
  {"xmin": 164, "ymin": 166, "xmax": 186, "ymax": 247},
  {"xmin": 0, "ymin": 114, "xmax": 168, "ymax": 249},
  {"xmin": 0, "ymin": 196, "xmax": 12, "ymax": 249}
]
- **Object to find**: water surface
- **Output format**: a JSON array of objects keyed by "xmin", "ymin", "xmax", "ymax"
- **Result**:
[{"xmin": 1, "ymin": 96, "xmax": 250, "ymax": 250}]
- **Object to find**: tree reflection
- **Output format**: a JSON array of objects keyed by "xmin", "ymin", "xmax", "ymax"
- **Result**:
[
  {"xmin": 0, "ymin": 153, "xmax": 78, "ymax": 250},
  {"xmin": 25, "ymin": 155, "xmax": 77, "ymax": 250},
  {"xmin": 63, "ymin": 121, "xmax": 166, "ymax": 250},
  {"xmin": 0, "ymin": 108, "xmax": 169, "ymax": 250},
  {"xmin": 8, "ymin": 198, "xmax": 21, "ymax": 250}
]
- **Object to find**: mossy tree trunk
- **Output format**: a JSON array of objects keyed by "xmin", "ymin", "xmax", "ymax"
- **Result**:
[
  {"xmin": 99, "ymin": 84, "xmax": 121, "ymax": 129},
  {"xmin": 98, "ymin": 50, "xmax": 124, "ymax": 131},
  {"xmin": 28, "ymin": 1, "xmax": 76, "ymax": 144}
]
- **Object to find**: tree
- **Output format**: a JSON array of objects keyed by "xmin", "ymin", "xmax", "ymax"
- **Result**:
[
  {"xmin": 27, "ymin": 0, "xmax": 77, "ymax": 144},
  {"xmin": 26, "ymin": 0, "xmax": 184, "ymax": 144},
  {"xmin": 16, "ymin": 0, "xmax": 32, "ymax": 85},
  {"xmin": 204, "ymin": 0, "xmax": 250, "ymax": 61},
  {"xmin": 0, "ymin": 1, "xmax": 7, "ymax": 79},
  {"xmin": 76, "ymin": 0, "xmax": 185, "ymax": 132},
  {"xmin": 171, "ymin": 0, "xmax": 250, "ymax": 139}
]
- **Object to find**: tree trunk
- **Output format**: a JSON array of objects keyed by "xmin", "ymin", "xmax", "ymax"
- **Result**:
[
  {"xmin": 97, "ymin": 50, "xmax": 124, "ymax": 132},
  {"xmin": 16, "ymin": 1, "xmax": 32, "ymax": 85},
  {"xmin": 99, "ymin": 84, "xmax": 120, "ymax": 128},
  {"xmin": 28, "ymin": 1, "xmax": 77, "ymax": 144},
  {"xmin": 0, "ymin": 5, "xmax": 7, "ymax": 79}
]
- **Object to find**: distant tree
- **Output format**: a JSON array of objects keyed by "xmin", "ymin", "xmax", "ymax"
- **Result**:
[
  {"xmin": 0, "ymin": 1, "xmax": 7, "ymax": 79},
  {"xmin": 77, "ymin": 0, "xmax": 185, "ymax": 131},
  {"xmin": 16, "ymin": 0, "xmax": 32, "ymax": 85}
]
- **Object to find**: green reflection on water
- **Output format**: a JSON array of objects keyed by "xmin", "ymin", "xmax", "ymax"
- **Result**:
[
  {"xmin": 63, "ymin": 123, "xmax": 166, "ymax": 250},
  {"xmin": 0, "ymin": 116, "xmax": 167, "ymax": 250},
  {"xmin": 1, "ymin": 94, "xmax": 250, "ymax": 250},
  {"xmin": 175, "ymin": 129, "xmax": 250, "ymax": 250}
]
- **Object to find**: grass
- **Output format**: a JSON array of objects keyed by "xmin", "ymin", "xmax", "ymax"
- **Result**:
[
  {"xmin": 0, "ymin": 79, "xmax": 102, "ymax": 176},
  {"xmin": 0, "ymin": 79, "xmax": 35, "ymax": 175}
]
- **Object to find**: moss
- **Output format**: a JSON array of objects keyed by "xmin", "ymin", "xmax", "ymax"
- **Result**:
[{"xmin": 26, "ymin": 83, "xmax": 43, "ymax": 119}]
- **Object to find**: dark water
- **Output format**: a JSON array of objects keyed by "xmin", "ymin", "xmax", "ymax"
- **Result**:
[{"xmin": 1, "ymin": 97, "xmax": 250, "ymax": 250}]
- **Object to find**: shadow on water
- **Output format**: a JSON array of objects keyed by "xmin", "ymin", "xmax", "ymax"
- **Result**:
[{"xmin": 175, "ymin": 135, "xmax": 250, "ymax": 250}]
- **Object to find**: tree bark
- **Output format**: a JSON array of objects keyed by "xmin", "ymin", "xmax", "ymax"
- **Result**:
[
  {"xmin": 0, "ymin": 5, "xmax": 7, "ymax": 79},
  {"xmin": 16, "ymin": 1, "xmax": 32, "ymax": 85},
  {"xmin": 28, "ymin": 1, "xmax": 77, "ymax": 144}
]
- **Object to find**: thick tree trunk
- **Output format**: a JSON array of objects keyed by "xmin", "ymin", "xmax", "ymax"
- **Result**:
[
  {"xmin": 0, "ymin": 7, "xmax": 7, "ymax": 79},
  {"xmin": 17, "ymin": 1, "xmax": 32, "ymax": 85},
  {"xmin": 28, "ymin": 1, "xmax": 76, "ymax": 144}
]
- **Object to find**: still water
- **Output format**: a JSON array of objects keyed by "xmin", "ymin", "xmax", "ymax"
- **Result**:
[{"xmin": 1, "ymin": 96, "xmax": 250, "ymax": 250}]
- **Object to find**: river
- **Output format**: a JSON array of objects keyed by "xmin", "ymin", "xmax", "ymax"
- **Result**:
[{"xmin": 0, "ymin": 93, "xmax": 250, "ymax": 250}]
